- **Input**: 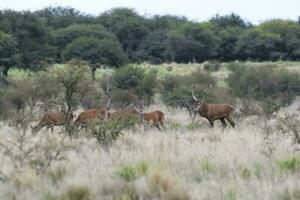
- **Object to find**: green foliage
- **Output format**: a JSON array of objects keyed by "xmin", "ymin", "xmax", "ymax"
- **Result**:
[
  {"xmin": 116, "ymin": 161, "xmax": 148, "ymax": 182},
  {"xmin": 227, "ymin": 65, "xmax": 300, "ymax": 109},
  {"xmin": 186, "ymin": 122, "xmax": 202, "ymax": 131},
  {"xmin": 0, "ymin": 10, "xmax": 54, "ymax": 70},
  {"xmin": 98, "ymin": 8, "xmax": 148, "ymax": 61},
  {"xmin": 114, "ymin": 65, "xmax": 158, "ymax": 104},
  {"xmin": 36, "ymin": 6, "xmax": 95, "ymax": 29},
  {"xmin": 210, "ymin": 13, "xmax": 250, "ymax": 29},
  {"xmin": 277, "ymin": 156, "xmax": 300, "ymax": 173},
  {"xmin": 63, "ymin": 37, "xmax": 128, "ymax": 68},
  {"xmin": 53, "ymin": 60, "xmax": 91, "ymax": 134},
  {"xmin": 166, "ymin": 22, "xmax": 219, "ymax": 63},
  {"xmin": 0, "ymin": 31, "xmax": 17, "ymax": 76},
  {"xmin": 59, "ymin": 185, "xmax": 92, "ymax": 200},
  {"xmin": 89, "ymin": 114, "xmax": 137, "ymax": 149},
  {"xmin": 161, "ymin": 69, "xmax": 216, "ymax": 106},
  {"xmin": 136, "ymin": 30, "xmax": 168, "ymax": 64}
]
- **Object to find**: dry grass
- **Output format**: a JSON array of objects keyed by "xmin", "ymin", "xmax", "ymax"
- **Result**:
[{"xmin": 0, "ymin": 106, "xmax": 300, "ymax": 200}]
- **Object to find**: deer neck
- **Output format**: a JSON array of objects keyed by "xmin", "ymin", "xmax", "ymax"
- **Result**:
[{"xmin": 199, "ymin": 102, "xmax": 209, "ymax": 117}]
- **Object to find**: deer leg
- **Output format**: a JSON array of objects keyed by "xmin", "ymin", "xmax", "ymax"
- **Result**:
[
  {"xmin": 226, "ymin": 116, "xmax": 235, "ymax": 128},
  {"xmin": 50, "ymin": 125, "xmax": 54, "ymax": 133},
  {"xmin": 155, "ymin": 122, "xmax": 161, "ymax": 131},
  {"xmin": 220, "ymin": 118, "xmax": 227, "ymax": 131}
]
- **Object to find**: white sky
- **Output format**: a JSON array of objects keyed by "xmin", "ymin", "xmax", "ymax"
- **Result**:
[{"xmin": 0, "ymin": 0, "xmax": 299, "ymax": 24}]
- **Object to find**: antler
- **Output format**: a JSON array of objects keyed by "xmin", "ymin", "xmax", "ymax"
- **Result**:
[{"xmin": 190, "ymin": 84, "xmax": 198, "ymax": 102}]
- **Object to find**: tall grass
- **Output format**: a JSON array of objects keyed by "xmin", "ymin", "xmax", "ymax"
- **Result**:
[{"xmin": 0, "ymin": 106, "xmax": 299, "ymax": 199}]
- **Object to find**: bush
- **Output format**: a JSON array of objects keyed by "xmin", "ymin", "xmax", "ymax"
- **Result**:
[
  {"xmin": 59, "ymin": 185, "xmax": 92, "ymax": 200},
  {"xmin": 116, "ymin": 161, "xmax": 148, "ymax": 182},
  {"xmin": 161, "ymin": 69, "xmax": 216, "ymax": 106},
  {"xmin": 113, "ymin": 65, "xmax": 158, "ymax": 105},
  {"xmin": 277, "ymin": 156, "xmax": 300, "ymax": 173},
  {"xmin": 88, "ymin": 114, "xmax": 137, "ymax": 150},
  {"xmin": 227, "ymin": 65, "xmax": 300, "ymax": 111}
]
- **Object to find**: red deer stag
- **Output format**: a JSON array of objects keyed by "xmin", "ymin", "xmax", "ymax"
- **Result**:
[
  {"xmin": 190, "ymin": 85, "xmax": 235, "ymax": 130},
  {"xmin": 32, "ymin": 111, "xmax": 74, "ymax": 133}
]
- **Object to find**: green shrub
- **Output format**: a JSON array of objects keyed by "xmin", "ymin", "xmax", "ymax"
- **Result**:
[
  {"xmin": 89, "ymin": 114, "xmax": 137, "ymax": 150},
  {"xmin": 114, "ymin": 65, "xmax": 158, "ymax": 105},
  {"xmin": 277, "ymin": 156, "xmax": 300, "ymax": 173},
  {"xmin": 227, "ymin": 65, "xmax": 300, "ymax": 111},
  {"xmin": 161, "ymin": 69, "xmax": 216, "ymax": 106},
  {"xmin": 60, "ymin": 185, "xmax": 92, "ymax": 200},
  {"xmin": 116, "ymin": 161, "xmax": 148, "ymax": 182}
]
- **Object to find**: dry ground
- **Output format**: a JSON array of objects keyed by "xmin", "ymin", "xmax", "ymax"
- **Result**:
[{"xmin": 0, "ymin": 106, "xmax": 300, "ymax": 200}]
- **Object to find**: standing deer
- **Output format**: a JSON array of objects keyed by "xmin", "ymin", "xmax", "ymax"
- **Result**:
[
  {"xmin": 136, "ymin": 105, "xmax": 165, "ymax": 131},
  {"xmin": 74, "ymin": 108, "xmax": 109, "ymax": 129},
  {"xmin": 75, "ymin": 75, "xmax": 113, "ymax": 130},
  {"xmin": 32, "ymin": 111, "xmax": 74, "ymax": 133},
  {"xmin": 190, "ymin": 84, "xmax": 235, "ymax": 130}
]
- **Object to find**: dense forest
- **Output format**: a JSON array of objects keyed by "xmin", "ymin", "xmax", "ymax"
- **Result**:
[{"xmin": 1, "ymin": 6, "xmax": 300, "ymax": 76}]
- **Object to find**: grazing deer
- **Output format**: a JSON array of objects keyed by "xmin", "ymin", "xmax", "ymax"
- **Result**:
[
  {"xmin": 190, "ymin": 84, "xmax": 235, "ymax": 130},
  {"xmin": 32, "ymin": 111, "xmax": 74, "ymax": 133},
  {"xmin": 136, "ymin": 105, "xmax": 165, "ymax": 131}
]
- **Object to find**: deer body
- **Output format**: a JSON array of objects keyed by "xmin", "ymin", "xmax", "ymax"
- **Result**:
[
  {"xmin": 190, "ymin": 84, "xmax": 235, "ymax": 130},
  {"xmin": 196, "ymin": 102, "xmax": 235, "ymax": 130},
  {"xmin": 155, "ymin": 110, "xmax": 165, "ymax": 128},
  {"xmin": 32, "ymin": 111, "xmax": 73, "ymax": 133},
  {"xmin": 138, "ymin": 110, "xmax": 165, "ymax": 131},
  {"xmin": 140, "ymin": 111, "xmax": 161, "ymax": 131},
  {"xmin": 74, "ymin": 109, "xmax": 108, "ymax": 129}
]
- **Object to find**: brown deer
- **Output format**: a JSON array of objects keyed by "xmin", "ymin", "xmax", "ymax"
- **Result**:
[
  {"xmin": 75, "ymin": 75, "xmax": 113, "ymax": 130},
  {"xmin": 136, "ymin": 105, "xmax": 165, "ymax": 131},
  {"xmin": 190, "ymin": 84, "xmax": 235, "ymax": 130},
  {"xmin": 155, "ymin": 110, "xmax": 165, "ymax": 129},
  {"xmin": 32, "ymin": 111, "xmax": 74, "ymax": 133},
  {"xmin": 74, "ymin": 108, "xmax": 109, "ymax": 129}
]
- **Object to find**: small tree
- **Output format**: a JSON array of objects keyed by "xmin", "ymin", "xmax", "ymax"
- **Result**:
[{"xmin": 53, "ymin": 59, "xmax": 91, "ymax": 135}]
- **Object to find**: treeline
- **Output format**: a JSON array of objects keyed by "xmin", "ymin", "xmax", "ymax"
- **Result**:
[{"xmin": 1, "ymin": 7, "xmax": 300, "ymax": 76}]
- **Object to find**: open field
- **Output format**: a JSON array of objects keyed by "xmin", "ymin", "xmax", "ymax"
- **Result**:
[
  {"xmin": 1, "ymin": 61, "xmax": 300, "ymax": 200},
  {"xmin": 1, "ymin": 104, "xmax": 300, "ymax": 200}
]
